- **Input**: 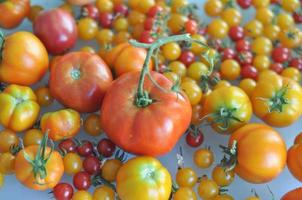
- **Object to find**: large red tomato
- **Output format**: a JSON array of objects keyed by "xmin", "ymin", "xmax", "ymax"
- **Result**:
[
  {"xmin": 101, "ymin": 71, "xmax": 192, "ymax": 156},
  {"xmin": 33, "ymin": 8, "xmax": 77, "ymax": 55},
  {"xmin": 49, "ymin": 52, "xmax": 113, "ymax": 113},
  {"xmin": 0, "ymin": 0, "xmax": 30, "ymax": 29},
  {"xmin": 281, "ymin": 188, "xmax": 302, "ymax": 200}
]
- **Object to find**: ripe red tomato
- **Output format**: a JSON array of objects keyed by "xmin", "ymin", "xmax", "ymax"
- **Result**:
[
  {"xmin": 293, "ymin": 12, "xmax": 302, "ymax": 24},
  {"xmin": 289, "ymin": 58, "xmax": 302, "ymax": 71},
  {"xmin": 99, "ymin": 12, "xmax": 113, "ymax": 28},
  {"xmin": 77, "ymin": 140, "xmax": 94, "ymax": 157},
  {"xmin": 241, "ymin": 65, "xmax": 258, "ymax": 80},
  {"xmin": 73, "ymin": 171, "xmax": 91, "ymax": 190},
  {"xmin": 229, "ymin": 26, "xmax": 244, "ymax": 41},
  {"xmin": 236, "ymin": 51, "xmax": 253, "ymax": 65},
  {"xmin": 49, "ymin": 52, "xmax": 112, "ymax": 113},
  {"xmin": 53, "ymin": 183, "xmax": 74, "ymax": 200},
  {"xmin": 66, "ymin": 0, "xmax": 95, "ymax": 5},
  {"xmin": 185, "ymin": 19, "xmax": 198, "ymax": 34},
  {"xmin": 59, "ymin": 139, "xmax": 77, "ymax": 153},
  {"xmin": 179, "ymin": 50, "xmax": 195, "ymax": 66},
  {"xmin": 237, "ymin": 0, "xmax": 252, "ymax": 9},
  {"xmin": 186, "ymin": 131, "xmax": 204, "ymax": 148},
  {"xmin": 101, "ymin": 71, "xmax": 192, "ymax": 156},
  {"xmin": 281, "ymin": 188, "xmax": 302, "ymax": 200},
  {"xmin": 97, "ymin": 138, "xmax": 116, "ymax": 157},
  {"xmin": 272, "ymin": 47, "xmax": 291, "ymax": 63},
  {"xmin": 83, "ymin": 156, "xmax": 101, "ymax": 175},
  {"xmin": 114, "ymin": 4, "xmax": 129, "ymax": 16},
  {"xmin": 147, "ymin": 5, "xmax": 163, "ymax": 17},
  {"xmin": 144, "ymin": 17, "xmax": 154, "ymax": 30},
  {"xmin": 235, "ymin": 39, "xmax": 250, "ymax": 52},
  {"xmin": 139, "ymin": 30, "xmax": 155, "ymax": 44},
  {"xmin": 81, "ymin": 4, "xmax": 99, "ymax": 20},
  {"xmin": 221, "ymin": 48, "xmax": 235, "ymax": 61},
  {"xmin": 0, "ymin": 0, "xmax": 30, "ymax": 29},
  {"xmin": 33, "ymin": 8, "xmax": 77, "ymax": 55},
  {"xmin": 270, "ymin": 63, "xmax": 284, "ymax": 74}
]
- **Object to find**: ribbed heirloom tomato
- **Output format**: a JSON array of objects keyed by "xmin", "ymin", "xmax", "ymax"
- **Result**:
[
  {"xmin": 0, "ymin": 84, "xmax": 40, "ymax": 132},
  {"xmin": 281, "ymin": 188, "xmax": 302, "ymax": 200},
  {"xmin": 0, "ymin": 0, "xmax": 30, "ymax": 29},
  {"xmin": 287, "ymin": 132, "xmax": 302, "ymax": 182},
  {"xmin": 0, "ymin": 31, "xmax": 49, "ymax": 85},
  {"xmin": 49, "ymin": 52, "xmax": 113, "ymax": 113}
]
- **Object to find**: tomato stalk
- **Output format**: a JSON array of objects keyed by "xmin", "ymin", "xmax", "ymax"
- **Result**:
[
  {"xmin": 213, "ymin": 107, "xmax": 243, "ymax": 131},
  {"xmin": 0, "ymin": 31, "xmax": 4, "ymax": 61},
  {"xmin": 0, "ymin": 0, "xmax": 7, "ymax": 3},
  {"xmin": 219, "ymin": 140, "xmax": 237, "ymax": 172},
  {"xmin": 268, "ymin": 85, "xmax": 289, "ymax": 113}
]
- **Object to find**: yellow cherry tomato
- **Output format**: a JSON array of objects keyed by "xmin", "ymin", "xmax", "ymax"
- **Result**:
[
  {"xmin": 162, "ymin": 42, "xmax": 181, "ymax": 61},
  {"xmin": 281, "ymin": 0, "xmax": 300, "ymax": 12},
  {"xmin": 127, "ymin": 10, "xmax": 146, "ymax": 26},
  {"xmin": 136, "ymin": 0, "xmax": 155, "ymax": 13},
  {"xmin": 168, "ymin": 13, "xmax": 188, "ymax": 34},
  {"xmin": 96, "ymin": 0, "xmax": 113, "ymax": 12},
  {"xmin": 253, "ymin": 55, "xmax": 270, "ymax": 72},
  {"xmin": 211, "ymin": 166, "xmax": 235, "ymax": 186},
  {"xmin": 23, "ymin": 129, "xmax": 43, "ymax": 147},
  {"xmin": 193, "ymin": 148, "xmax": 214, "ymax": 169},
  {"xmin": 255, "ymin": 7, "xmax": 273, "ymax": 25},
  {"xmin": 102, "ymin": 159, "xmax": 122, "ymax": 182},
  {"xmin": 281, "ymin": 67, "xmax": 301, "ymax": 82},
  {"xmin": 252, "ymin": 0, "xmax": 269, "ymax": 8},
  {"xmin": 244, "ymin": 20, "xmax": 263, "ymax": 38},
  {"xmin": 176, "ymin": 168, "xmax": 198, "ymax": 187},
  {"xmin": 190, "ymin": 34, "xmax": 208, "ymax": 55},
  {"xmin": 239, "ymin": 78, "xmax": 257, "ymax": 97},
  {"xmin": 214, "ymin": 80, "xmax": 231, "ymax": 90},
  {"xmin": 212, "ymin": 194, "xmax": 234, "ymax": 200},
  {"xmin": 174, "ymin": 187, "xmax": 197, "ymax": 200},
  {"xmin": 34, "ymin": 86, "xmax": 54, "ymax": 107},
  {"xmin": 221, "ymin": 8, "xmax": 242, "ymax": 27},
  {"xmin": 220, "ymin": 59, "xmax": 240, "ymax": 80},
  {"xmin": 182, "ymin": 77, "xmax": 197, "ymax": 84},
  {"xmin": 113, "ymin": 17, "xmax": 129, "ymax": 32},
  {"xmin": 168, "ymin": 61, "xmax": 187, "ymax": 77},
  {"xmin": 63, "ymin": 153, "xmax": 82, "ymax": 175},
  {"xmin": 181, "ymin": 81, "xmax": 203, "ymax": 105},
  {"xmin": 204, "ymin": 0, "xmax": 224, "ymax": 17},
  {"xmin": 277, "ymin": 13, "xmax": 294, "ymax": 29},
  {"xmin": 251, "ymin": 36, "xmax": 272, "ymax": 55},
  {"xmin": 279, "ymin": 27, "xmax": 302, "ymax": 48},
  {"xmin": 95, "ymin": 29, "xmax": 114, "ymax": 45},
  {"xmin": 0, "ymin": 152, "xmax": 15, "ymax": 174},
  {"xmin": 73, "ymin": 190, "xmax": 92, "ymax": 200},
  {"xmin": 113, "ymin": 31, "xmax": 131, "ymax": 45},
  {"xmin": 93, "ymin": 185, "xmax": 115, "ymax": 200},
  {"xmin": 263, "ymin": 24, "xmax": 280, "ymax": 41},
  {"xmin": 0, "ymin": 129, "xmax": 18, "ymax": 153},
  {"xmin": 208, "ymin": 19, "xmax": 229, "ymax": 39},
  {"xmin": 77, "ymin": 17, "xmax": 98, "ymax": 40},
  {"xmin": 171, "ymin": 0, "xmax": 188, "ymax": 13},
  {"xmin": 198, "ymin": 177, "xmax": 219, "ymax": 199},
  {"xmin": 187, "ymin": 62, "xmax": 208, "ymax": 81}
]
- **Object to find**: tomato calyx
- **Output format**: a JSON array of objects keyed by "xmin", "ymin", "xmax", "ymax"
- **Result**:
[
  {"xmin": 212, "ymin": 107, "xmax": 243, "ymax": 131},
  {"xmin": 0, "ymin": 82, "xmax": 7, "ymax": 91},
  {"xmin": 0, "ymin": 0, "xmax": 7, "ymax": 4},
  {"xmin": 0, "ymin": 31, "xmax": 4, "ymax": 61},
  {"xmin": 70, "ymin": 68, "xmax": 82, "ymax": 80},
  {"xmin": 22, "ymin": 131, "xmax": 54, "ymax": 185},
  {"xmin": 267, "ymin": 85, "xmax": 289, "ymax": 113},
  {"xmin": 219, "ymin": 140, "xmax": 238, "ymax": 172}
]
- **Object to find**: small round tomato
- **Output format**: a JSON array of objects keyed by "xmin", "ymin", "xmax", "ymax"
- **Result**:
[
  {"xmin": 181, "ymin": 81, "xmax": 203, "ymax": 105},
  {"xmin": 72, "ymin": 190, "xmax": 92, "ymax": 200},
  {"xmin": 179, "ymin": 51, "xmax": 195, "ymax": 66},
  {"xmin": 93, "ymin": 185, "xmax": 115, "ymax": 200},
  {"xmin": 251, "ymin": 36, "xmax": 272, "ymax": 55},
  {"xmin": 193, "ymin": 148, "xmax": 214, "ymax": 169},
  {"xmin": 113, "ymin": 31, "xmax": 131, "ymax": 45},
  {"xmin": 191, "ymin": 104, "xmax": 203, "ymax": 125},
  {"xmin": 53, "ymin": 182, "xmax": 74, "ymax": 200},
  {"xmin": 220, "ymin": 59, "xmax": 241, "ymax": 80},
  {"xmin": 279, "ymin": 27, "xmax": 301, "ymax": 49},
  {"xmin": 83, "ymin": 156, "xmax": 100, "ymax": 175},
  {"xmin": 263, "ymin": 24, "xmax": 280, "ymax": 41},
  {"xmin": 163, "ymin": 72, "xmax": 178, "ymax": 83},
  {"xmin": 235, "ymin": 39, "xmax": 250, "ymax": 52},
  {"xmin": 114, "ymin": 4, "xmax": 129, "ymax": 16},
  {"xmin": 186, "ymin": 131, "xmax": 204, "ymax": 148},
  {"xmin": 67, "ymin": 0, "xmax": 95, "ymax": 6},
  {"xmin": 289, "ymin": 58, "xmax": 302, "ymax": 71},
  {"xmin": 77, "ymin": 141, "xmax": 94, "ymax": 157},
  {"xmin": 96, "ymin": 0, "xmax": 113, "ymax": 12},
  {"xmin": 221, "ymin": 48, "xmax": 235, "ymax": 61},
  {"xmin": 253, "ymin": 55, "xmax": 270, "ymax": 72},
  {"xmin": 239, "ymin": 78, "xmax": 256, "ymax": 97},
  {"xmin": 0, "ymin": 152, "xmax": 15, "ymax": 174},
  {"xmin": 113, "ymin": 17, "xmax": 129, "ymax": 32},
  {"xmin": 198, "ymin": 177, "xmax": 219, "ymax": 199},
  {"xmin": 272, "ymin": 47, "xmax": 291, "ymax": 63},
  {"xmin": 221, "ymin": 8, "xmax": 242, "ymax": 27},
  {"xmin": 282, "ymin": 188, "xmax": 302, "ymax": 200},
  {"xmin": 237, "ymin": 0, "xmax": 252, "ymax": 9},
  {"xmin": 162, "ymin": 42, "xmax": 181, "ymax": 61},
  {"xmin": 185, "ymin": 19, "xmax": 198, "ymax": 34},
  {"xmin": 281, "ymin": 67, "xmax": 301, "ymax": 82},
  {"xmin": 81, "ymin": 4, "xmax": 99, "ymax": 20},
  {"xmin": 97, "ymin": 138, "xmax": 116, "ymax": 157},
  {"xmin": 98, "ymin": 12, "xmax": 113, "ymax": 28},
  {"xmin": 244, "ymin": 20, "xmax": 263, "ymax": 38},
  {"xmin": 212, "ymin": 194, "xmax": 234, "ymax": 200},
  {"xmin": 64, "ymin": 153, "xmax": 83, "ymax": 175},
  {"xmin": 139, "ymin": 30, "xmax": 155, "ymax": 44},
  {"xmin": 214, "ymin": 80, "xmax": 231, "ymax": 90},
  {"xmin": 84, "ymin": 114, "xmax": 102, "ymax": 136},
  {"xmin": 77, "ymin": 17, "xmax": 98, "ymax": 40},
  {"xmin": 28, "ymin": 5, "xmax": 44, "ymax": 22},
  {"xmin": 59, "ymin": 139, "xmax": 77, "ymax": 153},
  {"xmin": 270, "ymin": 63, "xmax": 284, "ymax": 74},
  {"xmin": 170, "ymin": 0, "xmax": 188, "ymax": 12},
  {"xmin": 277, "ymin": 13, "xmax": 294, "ymax": 29},
  {"xmin": 102, "ymin": 159, "xmax": 123, "ymax": 182},
  {"xmin": 241, "ymin": 65, "xmax": 258, "ymax": 80},
  {"xmin": 95, "ymin": 29, "xmax": 114, "ymax": 45},
  {"xmin": 168, "ymin": 61, "xmax": 187, "ymax": 77},
  {"xmin": 73, "ymin": 171, "xmax": 91, "ymax": 190},
  {"xmin": 255, "ymin": 7, "xmax": 273, "ymax": 25},
  {"xmin": 176, "ymin": 167, "xmax": 198, "ymax": 187},
  {"xmin": 208, "ymin": 19, "xmax": 229, "ymax": 39},
  {"xmin": 252, "ymin": 0, "xmax": 269, "ymax": 7},
  {"xmin": 34, "ymin": 86, "xmax": 53, "ymax": 107},
  {"xmin": 0, "ymin": 129, "xmax": 18, "ymax": 153},
  {"xmin": 211, "ymin": 166, "xmax": 235, "ymax": 186},
  {"xmin": 174, "ymin": 187, "xmax": 197, "ymax": 200},
  {"xmin": 204, "ymin": 0, "xmax": 223, "ymax": 17},
  {"xmin": 187, "ymin": 62, "xmax": 208, "ymax": 81},
  {"xmin": 190, "ymin": 34, "xmax": 208, "ymax": 55},
  {"xmin": 281, "ymin": 0, "xmax": 300, "ymax": 12},
  {"xmin": 23, "ymin": 129, "xmax": 43, "ymax": 147},
  {"xmin": 229, "ymin": 26, "xmax": 244, "ymax": 41},
  {"xmin": 127, "ymin": 10, "xmax": 146, "ymax": 26}
]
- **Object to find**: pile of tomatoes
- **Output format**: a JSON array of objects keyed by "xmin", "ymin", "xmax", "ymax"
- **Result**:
[{"xmin": 0, "ymin": 0, "xmax": 302, "ymax": 199}]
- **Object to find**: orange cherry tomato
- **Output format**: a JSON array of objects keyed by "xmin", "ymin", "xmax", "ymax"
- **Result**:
[{"xmin": 0, "ymin": 129, "xmax": 18, "ymax": 153}]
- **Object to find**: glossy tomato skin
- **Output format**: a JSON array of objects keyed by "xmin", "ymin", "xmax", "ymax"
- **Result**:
[
  {"xmin": 230, "ymin": 123, "xmax": 286, "ymax": 183},
  {"xmin": 102, "ymin": 42, "xmax": 153, "ymax": 77},
  {"xmin": 15, "ymin": 146, "xmax": 64, "ymax": 190},
  {"xmin": 53, "ymin": 182, "xmax": 74, "ymax": 200},
  {"xmin": 0, "ymin": 32, "xmax": 49, "ymax": 85},
  {"xmin": 251, "ymin": 73, "xmax": 302, "ymax": 127},
  {"xmin": 0, "ymin": 84, "xmax": 40, "ymax": 132},
  {"xmin": 101, "ymin": 71, "xmax": 192, "ymax": 156},
  {"xmin": 66, "ymin": 0, "xmax": 95, "ymax": 5},
  {"xmin": 33, "ymin": 8, "xmax": 77, "ymax": 55},
  {"xmin": 0, "ymin": 0, "xmax": 30, "ymax": 29},
  {"xmin": 41, "ymin": 109, "xmax": 81, "ymax": 141},
  {"xmin": 281, "ymin": 188, "xmax": 302, "ymax": 200},
  {"xmin": 287, "ymin": 137, "xmax": 302, "ymax": 181},
  {"xmin": 49, "ymin": 52, "xmax": 112, "ymax": 113},
  {"xmin": 116, "ymin": 156, "xmax": 172, "ymax": 200}
]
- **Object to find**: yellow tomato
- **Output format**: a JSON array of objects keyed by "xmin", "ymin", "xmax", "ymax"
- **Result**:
[
  {"xmin": 253, "ymin": 55, "xmax": 270, "ymax": 71},
  {"xmin": 252, "ymin": 0, "xmax": 270, "ymax": 8},
  {"xmin": 239, "ymin": 78, "xmax": 257, "ymax": 97},
  {"xmin": 93, "ymin": 185, "xmax": 115, "ymax": 200},
  {"xmin": 208, "ymin": 19, "xmax": 229, "ymax": 39},
  {"xmin": 181, "ymin": 81, "xmax": 203, "ymax": 105},
  {"xmin": 187, "ymin": 62, "xmax": 208, "ymax": 81},
  {"xmin": 263, "ymin": 24, "xmax": 280, "ymax": 41},
  {"xmin": 220, "ymin": 59, "xmax": 241, "ymax": 80},
  {"xmin": 251, "ymin": 36, "xmax": 272, "ymax": 55},
  {"xmin": 204, "ymin": 0, "xmax": 223, "ymax": 17},
  {"xmin": 277, "ymin": 13, "xmax": 294, "ymax": 29},
  {"xmin": 168, "ymin": 61, "xmax": 187, "ymax": 77},
  {"xmin": 190, "ymin": 34, "xmax": 208, "ymax": 55},
  {"xmin": 255, "ymin": 7, "xmax": 273, "ymax": 25},
  {"xmin": 281, "ymin": 67, "xmax": 301, "ymax": 82},
  {"xmin": 244, "ymin": 20, "xmax": 263, "ymax": 38},
  {"xmin": 221, "ymin": 8, "xmax": 242, "ymax": 26}
]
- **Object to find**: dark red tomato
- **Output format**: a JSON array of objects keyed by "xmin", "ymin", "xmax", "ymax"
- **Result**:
[
  {"xmin": 293, "ymin": 12, "xmax": 302, "ymax": 24},
  {"xmin": 77, "ymin": 140, "xmax": 94, "ymax": 157},
  {"xmin": 139, "ymin": 31, "xmax": 155, "ymax": 44},
  {"xmin": 83, "ymin": 156, "xmax": 101, "ymax": 175},
  {"xmin": 73, "ymin": 171, "xmax": 91, "ymax": 190},
  {"xmin": 236, "ymin": 51, "xmax": 253, "ymax": 65},
  {"xmin": 270, "ymin": 63, "xmax": 284, "ymax": 74},
  {"xmin": 289, "ymin": 58, "xmax": 302, "ymax": 71},
  {"xmin": 144, "ymin": 17, "xmax": 154, "ymax": 31},
  {"xmin": 241, "ymin": 65, "xmax": 258, "ymax": 80},
  {"xmin": 99, "ymin": 12, "xmax": 113, "ymax": 28},
  {"xmin": 33, "ymin": 8, "xmax": 77, "ymax": 55},
  {"xmin": 221, "ymin": 48, "xmax": 235, "ymax": 61},
  {"xmin": 59, "ymin": 139, "xmax": 77, "ymax": 153},
  {"xmin": 236, "ymin": 0, "xmax": 252, "ymax": 9},
  {"xmin": 147, "ymin": 5, "xmax": 163, "ymax": 18},
  {"xmin": 186, "ymin": 132, "xmax": 204, "ymax": 148},
  {"xmin": 272, "ymin": 47, "xmax": 291, "ymax": 63},
  {"xmin": 185, "ymin": 19, "xmax": 198, "ymax": 34},
  {"xmin": 179, "ymin": 51, "xmax": 196, "ymax": 66},
  {"xmin": 97, "ymin": 138, "xmax": 116, "ymax": 157},
  {"xmin": 236, "ymin": 39, "xmax": 250, "ymax": 52},
  {"xmin": 229, "ymin": 26, "xmax": 244, "ymax": 41},
  {"xmin": 81, "ymin": 4, "xmax": 99, "ymax": 20},
  {"xmin": 53, "ymin": 182, "xmax": 74, "ymax": 200},
  {"xmin": 114, "ymin": 4, "xmax": 129, "ymax": 16}
]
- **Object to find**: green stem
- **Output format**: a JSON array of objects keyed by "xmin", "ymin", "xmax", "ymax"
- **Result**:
[
  {"xmin": 0, "ymin": 31, "xmax": 5, "ymax": 61},
  {"xmin": 213, "ymin": 107, "xmax": 243, "ymax": 131},
  {"xmin": 219, "ymin": 140, "xmax": 238, "ymax": 172},
  {"xmin": 0, "ymin": 0, "xmax": 7, "ymax": 3},
  {"xmin": 268, "ymin": 85, "xmax": 289, "ymax": 113}
]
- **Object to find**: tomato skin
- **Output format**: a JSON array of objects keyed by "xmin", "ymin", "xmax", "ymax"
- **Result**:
[
  {"xmin": 93, "ymin": 185, "xmax": 115, "ymax": 200},
  {"xmin": 59, "ymin": 139, "xmax": 77, "ymax": 153},
  {"xmin": 0, "ymin": 129, "xmax": 18, "ymax": 153},
  {"xmin": 101, "ymin": 71, "xmax": 191, "ymax": 156},
  {"xmin": 97, "ymin": 138, "xmax": 116, "ymax": 157},
  {"xmin": 53, "ymin": 182, "xmax": 74, "ymax": 200},
  {"xmin": 289, "ymin": 58, "xmax": 302, "ymax": 71},
  {"xmin": 34, "ymin": 8, "xmax": 77, "ymax": 55},
  {"xmin": 73, "ymin": 171, "xmax": 91, "ymax": 190},
  {"xmin": 281, "ymin": 188, "xmax": 302, "ymax": 200},
  {"xmin": 272, "ymin": 47, "xmax": 291, "ymax": 63},
  {"xmin": 63, "ymin": 152, "xmax": 83, "ymax": 175},
  {"xmin": 67, "ymin": 0, "xmax": 95, "ymax": 5},
  {"xmin": 15, "ymin": 146, "xmax": 64, "ymax": 190},
  {"xmin": 229, "ymin": 26, "xmax": 244, "ymax": 41},
  {"xmin": 0, "ymin": 0, "xmax": 30, "ymax": 29},
  {"xmin": 49, "ymin": 52, "xmax": 112, "ymax": 113},
  {"xmin": 0, "ymin": 84, "xmax": 40, "ymax": 132},
  {"xmin": 83, "ymin": 156, "xmax": 100, "ymax": 175},
  {"xmin": 41, "ymin": 109, "xmax": 81, "ymax": 141},
  {"xmin": 229, "ymin": 123, "xmax": 286, "ymax": 183},
  {"xmin": 116, "ymin": 156, "xmax": 171, "ymax": 200},
  {"xmin": 287, "ymin": 140, "xmax": 302, "ymax": 181},
  {"xmin": 77, "ymin": 140, "xmax": 94, "ymax": 157},
  {"xmin": 84, "ymin": 114, "xmax": 102, "ymax": 136},
  {"xmin": 173, "ymin": 187, "xmax": 197, "ymax": 200},
  {"xmin": 0, "ymin": 32, "xmax": 49, "ymax": 85},
  {"xmin": 251, "ymin": 73, "xmax": 302, "ymax": 127},
  {"xmin": 101, "ymin": 159, "xmax": 122, "ymax": 182},
  {"xmin": 186, "ymin": 132, "xmax": 204, "ymax": 148},
  {"xmin": 23, "ymin": 129, "xmax": 43, "ymax": 147},
  {"xmin": 0, "ymin": 152, "xmax": 15, "ymax": 174}
]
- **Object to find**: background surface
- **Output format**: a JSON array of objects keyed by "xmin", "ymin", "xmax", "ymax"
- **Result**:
[{"xmin": 1, "ymin": 0, "xmax": 301, "ymax": 199}]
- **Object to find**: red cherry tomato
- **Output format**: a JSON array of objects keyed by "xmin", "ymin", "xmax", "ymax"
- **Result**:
[
  {"xmin": 293, "ymin": 12, "xmax": 302, "ymax": 24},
  {"xmin": 77, "ymin": 141, "xmax": 94, "ymax": 157},
  {"xmin": 139, "ymin": 30, "xmax": 156, "ymax": 44},
  {"xmin": 97, "ymin": 138, "xmax": 116, "ymax": 157},
  {"xmin": 229, "ymin": 26, "xmax": 244, "ymax": 41},
  {"xmin": 221, "ymin": 48, "xmax": 235, "ymax": 61},
  {"xmin": 185, "ymin": 19, "xmax": 198, "ymax": 34},
  {"xmin": 59, "ymin": 139, "xmax": 77, "ymax": 153},
  {"xmin": 179, "ymin": 51, "xmax": 195, "ymax": 66},
  {"xmin": 73, "ymin": 171, "xmax": 91, "ymax": 190},
  {"xmin": 236, "ymin": 51, "xmax": 253, "ymax": 65},
  {"xmin": 53, "ymin": 182, "xmax": 74, "ymax": 200},
  {"xmin": 144, "ymin": 17, "xmax": 154, "ymax": 30},
  {"xmin": 33, "ymin": 8, "xmax": 77, "ymax": 55},
  {"xmin": 114, "ymin": 4, "xmax": 129, "ymax": 16},
  {"xmin": 272, "ymin": 47, "xmax": 291, "ymax": 63},
  {"xmin": 82, "ymin": 4, "xmax": 99, "ymax": 20},
  {"xmin": 289, "ymin": 58, "xmax": 302, "ymax": 71},
  {"xmin": 83, "ymin": 156, "xmax": 101, "ymax": 175},
  {"xmin": 241, "ymin": 65, "xmax": 258, "ymax": 80},
  {"xmin": 237, "ymin": 0, "xmax": 252, "ymax": 9},
  {"xmin": 186, "ymin": 132, "xmax": 204, "ymax": 148},
  {"xmin": 270, "ymin": 63, "xmax": 284, "ymax": 74},
  {"xmin": 99, "ymin": 12, "xmax": 113, "ymax": 28},
  {"xmin": 236, "ymin": 39, "xmax": 250, "ymax": 52},
  {"xmin": 147, "ymin": 5, "xmax": 163, "ymax": 18}
]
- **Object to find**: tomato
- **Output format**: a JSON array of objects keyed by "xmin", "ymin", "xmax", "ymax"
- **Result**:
[
  {"xmin": 244, "ymin": 20, "xmax": 263, "ymax": 38},
  {"xmin": 235, "ymin": 39, "xmax": 250, "ymax": 52},
  {"xmin": 82, "ymin": 4, "xmax": 99, "ymax": 20},
  {"xmin": 64, "ymin": 153, "xmax": 83, "ymax": 175},
  {"xmin": 251, "ymin": 73, "xmax": 302, "ymax": 127},
  {"xmin": 187, "ymin": 62, "xmax": 208, "ymax": 81},
  {"xmin": 212, "ymin": 194, "xmax": 234, "ymax": 200},
  {"xmin": 77, "ymin": 17, "xmax": 98, "ymax": 41},
  {"xmin": 221, "ymin": 48, "xmax": 235, "ymax": 61},
  {"xmin": 270, "ymin": 63, "xmax": 284, "ymax": 74},
  {"xmin": 186, "ymin": 131, "xmax": 204, "ymax": 148},
  {"xmin": 281, "ymin": 188, "xmax": 302, "ymax": 200},
  {"xmin": 198, "ymin": 177, "xmax": 219, "ymax": 199},
  {"xmin": 252, "ymin": 0, "xmax": 269, "ymax": 7},
  {"xmin": 101, "ymin": 159, "xmax": 122, "ymax": 182},
  {"xmin": 113, "ymin": 31, "xmax": 131, "ymax": 45},
  {"xmin": 179, "ymin": 51, "xmax": 195, "ymax": 66},
  {"xmin": 255, "ymin": 7, "xmax": 273, "ymax": 25},
  {"xmin": 114, "ymin": 4, "xmax": 129, "ymax": 16},
  {"xmin": 127, "ymin": 10, "xmax": 146, "ymax": 26},
  {"xmin": 191, "ymin": 104, "xmax": 203, "ymax": 125},
  {"xmin": 103, "ymin": 42, "xmax": 153, "ymax": 76},
  {"xmin": 204, "ymin": 0, "xmax": 223, "ymax": 17},
  {"xmin": 211, "ymin": 166, "xmax": 234, "ymax": 186},
  {"xmin": 93, "ymin": 185, "xmax": 115, "ymax": 200},
  {"xmin": 287, "ymin": 134, "xmax": 302, "ymax": 181},
  {"xmin": 116, "ymin": 156, "xmax": 171, "ymax": 200},
  {"xmin": 0, "ymin": 85, "xmax": 40, "ymax": 132},
  {"xmin": 28, "ymin": 5, "xmax": 44, "ymax": 22},
  {"xmin": 168, "ymin": 61, "xmax": 187, "ymax": 77},
  {"xmin": 97, "ymin": 138, "xmax": 116, "ymax": 157},
  {"xmin": 226, "ymin": 123, "xmax": 287, "ymax": 183},
  {"xmin": 214, "ymin": 80, "xmax": 231, "ymax": 90},
  {"xmin": 263, "ymin": 24, "xmax": 280, "ymax": 41},
  {"xmin": 281, "ymin": 67, "xmax": 301, "ymax": 82},
  {"xmin": 53, "ymin": 182, "xmax": 74, "ymax": 200},
  {"xmin": 83, "ymin": 156, "xmax": 100, "ymax": 175},
  {"xmin": 168, "ymin": 13, "xmax": 188, "ymax": 34},
  {"xmin": 208, "ymin": 19, "xmax": 229, "ymax": 39},
  {"xmin": 193, "ymin": 148, "xmax": 214, "ymax": 169},
  {"xmin": 96, "ymin": 0, "xmax": 113, "ymax": 12},
  {"xmin": 281, "ymin": 0, "xmax": 300, "ymax": 12},
  {"xmin": 181, "ymin": 81, "xmax": 202, "ymax": 105},
  {"xmin": 220, "ymin": 59, "xmax": 241, "ymax": 80},
  {"xmin": 95, "ymin": 28, "xmax": 114, "ymax": 45},
  {"xmin": 50, "ymin": 52, "xmax": 112, "ymax": 113},
  {"xmin": 77, "ymin": 140, "xmax": 94, "ymax": 157},
  {"xmin": 289, "ymin": 58, "xmax": 302, "ymax": 71},
  {"xmin": 202, "ymin": 86, "xmax": 252, "ymax": 134},
  {"xmin": 185, "ymin": 19, "xmax": 198, "ymax": 34},
  {"xmin": 237, "ymin": 0, "xmax": 252, "ymax": 9},
  {"xmin": 0, "ymin": 152, "xmax": 15, "ymax": 174},
  {"xmin": 73, "ymin": 171, "xmax": 91, "ymax": 190},
  {"xmin": 98, "ymin": 12, "xmax": 113, "ymax": 28},
  {"xmin": 34, "ymin": 86, "xmax": 53, "ymax": 107},
  {"xmin": 34, "ymin": 8, "xmax": 77, "ymax": 55},
  {"xmin": 67, "ymin": 0, "xmax": 95, "ymax": 5},
  {"xmin": 164, "ymin": 72, "xmax": 178, "ymax": 83},
  {"xmin": 229, "ymin": 26, "xmax": 244, "ymax": 41},
  {"xmin": 241, "ymin": 65, "xmax": 258, "ymax": 80},
  {"xmin": 0, "ymin": 32, "xmax": 49, "ymax": 85},
  {"xmin": 176, "ymin": 167, "xmax": 197, "ymax": 187},
  {"xmin": 15, "ymin": 134, "xmax": 64, "ymax": 190},
  {"xmin": 84, "ymin": 114, "xmax": 102, "ymax": 136},
  {"xmin": 0, "ymin": 0, "xmax": 30, "ymax": 29},
  {"xmin": 190, "ymin": 34, "xmax": 207, "ymax": 55},
  {"xmin": 221, "ymin": 8, "xmax": 242, "ymax": 27},
  {"xmin": 170, "ymin": 0, "xmax": 188, "ymax": 13},
  {"xmin": 72, "ymin": 190, "xmax": 92, "ymax": 200},
  {"xmin": 59, "ymin": 139, "xmax": 77, "ymax": 153},
  {"xmin": 101, "ymin": 71, "xmax": 191, "ymax": 156},
  {"xmin": 251, "ymin": 36, "xmax": 272, "ymax": 55},
  {"xmin": 0, "ymin": 129, "xmax": 18, "ymax": 153},
  {"xmin": 41, "ymin": 109, "xmax": 81, "ymax": 141},
  {"xmin": 139, "ymin": 30, "xmax": 156, "ymax": 44},
  {"xmin": 113, "ymin": 17, "xmax": 128, "ymax": 32},
  {"xmin": 279, "ymin": 27, "xmax": 301, "ymax": 48},
  {"xmin": 277, "ymin": 13, "xmax": 294, "ymax": 29},
  {"xmin": 253, "ymin": 55, "xmax": 270, "ymax": 72},
  {"xmin": 23, "ymin": 129, "xmax": 43, "ymax": 147},
  {"xmin": 293, "ymin": 11, "xmax": 302, "ymax": 24},
  {"xmin": 162, "ymin": 42, "xmax": 181, "ymax": 61},
  {"xmin": 294, "ymin": 132, "xmax": 302, "ymax": 145},
  {"xmin": 174, "ymin": 187, "xmax": 197, "ymax": 200},
  {"xmin": 239, "ymin": 78, "xmax": 256, "ymax": 97}
]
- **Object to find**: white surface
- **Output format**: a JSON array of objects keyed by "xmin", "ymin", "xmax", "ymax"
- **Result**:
[{"xmin": 0, "ymin": 0, "xmax": 301, "ymax": 199}]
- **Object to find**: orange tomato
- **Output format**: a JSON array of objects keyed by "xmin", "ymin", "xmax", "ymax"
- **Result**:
[
  {"xmin": 281, "ymin": 188, "xmax": 302, "ymax": 200},
  {"xmin": 287, "ymin": 133, "xmax": 302, "ymax": 182},
  {"xmin": 66, "ymin": 0, "xmax": 95, "ymax": 5}
]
